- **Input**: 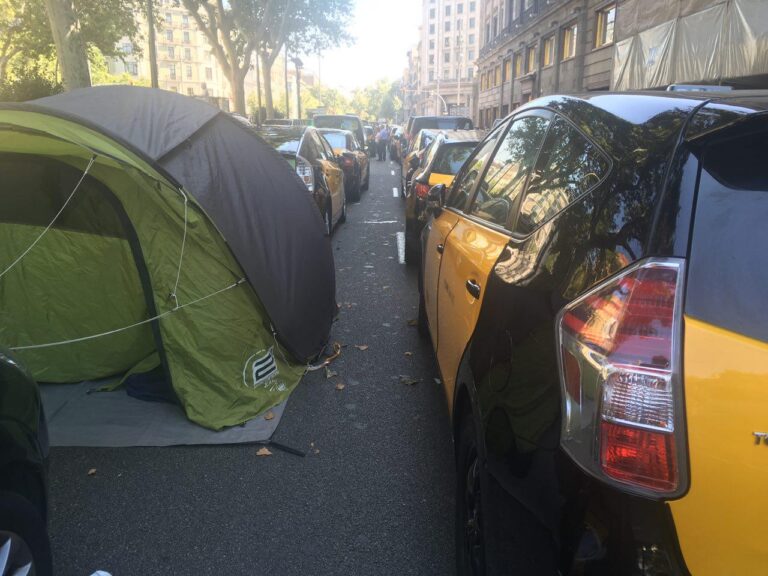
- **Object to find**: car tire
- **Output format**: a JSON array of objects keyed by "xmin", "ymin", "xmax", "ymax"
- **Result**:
[
  {"xmin": 0, "ymin": 491, "xmax": 52, "ymax": 576},
  {"xmin": 339, "ymin": 195, "xmax": 347, "ymax": 224},
  {"xmin": 362, "ymin": 168, "xmax": 370, "ymax": 192},
  {"xmin": 404, "ymin": 221, "xmax": 419, "ymax": 266},
  {"xmin": 349, "ymin": 174, "xmax": 361, "ymax": 203},
  {"xmin": 417, "ymin": 286, "xmax": 429, "ymax": 338},
  {"xmin": 456, "ymin": 414, "xmax": 485, "ymax": 576}
]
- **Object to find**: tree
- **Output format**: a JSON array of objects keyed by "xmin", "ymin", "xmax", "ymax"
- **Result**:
[
  {"xmin": 39, "ymin": 0, "xmax": 143, "ymax": 90},
  {"xmin": 179, "ymin": 0, "xmax": 256, "ymax": 114},
  {"xmin": 252, "ymin": 0, "xmax": 352, "ymax": 119},
  {"xmin": 0, "ymin": 0, "xmax": 52, "ymax": 83}
]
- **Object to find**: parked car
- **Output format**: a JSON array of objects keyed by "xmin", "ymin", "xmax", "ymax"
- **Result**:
[
  {"xmin": 0, "ymin": 347, "xmax": 52, "ymax": 576},
  {"xmin": 312, "ymin": 114, "xmax": 366, "ymax": 155},
  {"xmin": 258, "ymin": 126, "xmax": 346, "ymax": 235},
  {"xmin": 318, "ymin": 128, "xmax": 370, "ymax": 202},
  {"xmin": 262, "ymin": 118, "xmax": 307, "ymax": 127},
  {"xmin": 417, "ymin": 91, "xmax": 768, "ymax": 576},
  {"xmin": 401, "ymin": 128, "xmax": 439, "ymax": 197},
  {"xmin": 404, "ymin": 130, "xmax": 485, "ymax": 263},
  {"xmin": 389, "ymin": 126, "xmax": 405, "ymax": 164},
  {"xmin": 405, "ymin": 115, "xmax": 474, "ymax": 150}
]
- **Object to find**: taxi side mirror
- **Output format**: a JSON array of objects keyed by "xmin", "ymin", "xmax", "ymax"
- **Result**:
[{"xmin": 426, "ymin": 184, "xmax": 446, "ymax": 217}]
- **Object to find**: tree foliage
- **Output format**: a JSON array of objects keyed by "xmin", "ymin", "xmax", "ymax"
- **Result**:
[{"xmin": 0, "ymin": 0, "xmax": 52, "ymax": 82}]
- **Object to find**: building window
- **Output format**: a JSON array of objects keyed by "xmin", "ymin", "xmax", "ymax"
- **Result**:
[
  {"xmin": 429, "ymin": 54, "xmax": 435, "ymax": 64},
  {"xmin": 596, "ymin": 4, "xmax": 616, "ymax": 47},
  {"xmin": 469, "ymin": 17, "xmax": 475, "ymax": 28},
  {"xmin": 205, "ymin": 67, "xmax": 213, "ymax": 80},
  {"xmin": 492, "ymin": 15, "xmax": 498, "ymax": 37},
  {"xmin": 445, "ymin": 37, "xmax": 450, "ymax": 48},
  {"xmin": 445, "ymin": 21, "xmax": 451, "ymax": 32},
  {"xmin": 514, "ymin": 52, "xmax": 522, "ymax": 77},
  {"xmin": 470, "ymin": 1, "xmax": 476, "ymax": 12},
  {"xmin": 468, "ymin": 49, "xmax": 475, "ymax": 60},
  {"xmin": 495, "ymin": 65, "xmax": 501, "ymax": 86},
  {"xmin": 183, "ymin": 31, "xmax": 190, "ymax": 43},
  {"xmin": 168, "ymin": 64, "xmax": 176, "ymax": 80},
  {"xmin": 186, "ymin": 64, "xmax": 192, "ymax": 78},
  {"xmin": 485, "ymin": 22, "xmax": 490, "ymax": 44},
  {"xmin": 429, "ymin": 69, "xmax": 435, "ymax": 81},
  {"xmin": 167, "ymin": 46, "xmax": 175, "ymax": 59},
  {"xmin": 182, "ymin": 14, "xmax": 189, "ymax": 28},
  {"xmin": 165, "ymin": 12, "xmax": 172, "ymax": 24},
  {"xmin": 430, "ymin": 8, "xmax": 435, "ymax": 18},
  {"xmin": 542, "ymin": 35, "xmax": 554, "ymax": 67},
  {"xmin": 562, "ymin": 23, "xmax": 577, "ymax": 59},
  {"xmin": 524, "ymin": 0, "xmax": 534, "ymax": 9},
  {"xmin": 468, "ymin": 33, "xmax": 475, "ymax": 44},
  {"xmin": 526, "ymin": 46, "xmax": 535, "ymax": 73},
  {"xmin": 184, "ymin": 47, "xmax": 191, "ymax": 60},
  {"xmin": 120, "ymin": 42, "xmax": 132, "ymax": 54},
  {"xmin": 165, "ymin": 29, "xmax": 173, "ymax": 42},
  {"xmin": 503, "ymin": 58, "xmax": 511, "ymax": 81},
  {"xmin": 467, "ymin": 67, "xmax": 474, "ymax": 79},
  {"xmin": 187, "ymin": 87, "xmax": 194, "ymax": 96},
  {"xmin": 429, "ymin": 24, "xmax": 435, "ymax": 34},
  {"xmin": 429, "ymin": 39, "xmax": 435, "ymax": 49},
  {"xmin": 127, "ymin": 61, "xmax": 138, "ymax": 75},
  {"xmin": 457, "ymin": 3, "xmax": 464, "ymax": 14},
  {"xmin": 457, "ymin": 19, "xmax": 463, "ymax": 30},
  {"xmin": 444, "ymin": 52, "xmax": 450, "ymax": 63},
  {"xmin": 445, "ymin": 5, "xmax": 451, "ymax": 16},
  {"xmin": 443, "ymin": 68, "xmax": 449, "ymax": 79}
]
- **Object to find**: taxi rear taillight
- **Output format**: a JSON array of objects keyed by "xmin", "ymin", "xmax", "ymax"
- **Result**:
[
  {"xmin": 296, "ymin": 155, "xmax": 314, "ymax": 192},
  {"xmin": 556, "ymin": 259, "xmax": 688, "ymax": 498},
  {"xmin": 414, "ymin": 182, "xmax": 430, "ymax": 199}
]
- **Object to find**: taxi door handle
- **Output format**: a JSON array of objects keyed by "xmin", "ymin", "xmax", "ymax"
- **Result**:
[
  {"xmin": 436, "ymin": 243, "xmax": 444, "ymax": 254},
  {"xmin": 466, "ymin": 279, "xmax": 481, "ymax": 299}
]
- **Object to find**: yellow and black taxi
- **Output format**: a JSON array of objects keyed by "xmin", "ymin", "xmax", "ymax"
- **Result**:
[
  {"xmin": 404, "ymin": 130, "xmax": 485, "ymax": 263},
  {"xmin": 401, "ymin": 128, "xmax": 439, "ymax": 197},
  {"xmin": 317, "ymin": 128, "xmax": 370, "ymax": 202},
  {"xmin": 257, "ymin": 126, "xmax": 346, "ymax": 236},
  {"xmin": 417, "ymin": 91, "xmax": 768, "ymax": 575}
]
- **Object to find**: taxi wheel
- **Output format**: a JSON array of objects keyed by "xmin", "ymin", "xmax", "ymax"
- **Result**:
[
  {"xmin": 0, "ymin": 491, "xmax": 52, "ymax": 576},
  {"xmin": 456, "ymin": 415, "xmax": 486, "ymax": 576},
  {"xmin": 417, "ymin": 287, "xmax": 429, "ymax": 338},
  {"xmin": 362, "ymin": 168, "xmax": 370, "ymax": 191}
]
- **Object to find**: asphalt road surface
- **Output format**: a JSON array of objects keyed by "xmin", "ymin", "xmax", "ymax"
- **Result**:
[{"xmin": 48, "ymin": 158, "xmax": 457, "ymax": 575}]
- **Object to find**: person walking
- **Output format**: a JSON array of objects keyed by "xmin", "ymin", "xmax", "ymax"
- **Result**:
[{"xmin": 377, "ymin": 125, "xmax": 389, "ymax": 161}]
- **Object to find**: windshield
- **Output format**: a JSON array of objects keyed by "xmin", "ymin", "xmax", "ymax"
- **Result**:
[
  {"xmin": 322, "ymin": 132, "xmax": 347, "ymax": 149},
  {"xmin": 433, "ymin": 143, "xmax": 476, "ymax": 175},
  {"xmin": 258, "ymin": 131, "xmax": 302, "ymax": 154},
  {"xmin": 314, "ymin": 116, "xmax": 361, "ymax": 132}
]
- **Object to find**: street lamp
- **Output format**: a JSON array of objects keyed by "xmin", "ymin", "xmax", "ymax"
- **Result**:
[{"xmin": 291, "ymin": 56, "xmax": 304, "ymax": 121}]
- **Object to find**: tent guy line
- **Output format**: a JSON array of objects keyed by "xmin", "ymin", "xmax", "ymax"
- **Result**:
[
  {"xmin": 10, "ymin": 279, "xmax": 246, "ymax": 352},
  {"xmin": 0, "ymin": 155, "xmax": 96, "ymax": 282}
]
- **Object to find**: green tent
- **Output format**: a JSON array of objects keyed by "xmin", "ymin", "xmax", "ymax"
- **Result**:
[{"xmin": 0, "ymin": 88, "xmax": 336, "ymax": 430}]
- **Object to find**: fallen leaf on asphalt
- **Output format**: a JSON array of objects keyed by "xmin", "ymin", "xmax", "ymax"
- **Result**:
[
  {"xmin": 354, "ymin": 344, "xmax": 369, "ymax": 351},
  {"xmin": 256, "ymin": 447, "xmax": 272, "ymax": 457},
  {"xmin": 399, "ymin": 375, "xmax": 421, "ymax": 386},
  {"xmin": 87, "ymin": 468, "xmax": 97, "ymax": 476},
  {"xmin": 404, "ymin": 351, "xmax": 413, "ymax": 357},
  {"xmin": 264, "ymin": 411, "xmax": 275, "ymax": 421},
  {"xmin": 335, "ymin": 382, "xmax": 346, "ymax": 391},
  {"xmin": 325, "ymin": 366, "xmax": 338, "ymax": 379},
  {"xmin": 407, "ymin": 319, "xmax": 418, "ymax": 327}
]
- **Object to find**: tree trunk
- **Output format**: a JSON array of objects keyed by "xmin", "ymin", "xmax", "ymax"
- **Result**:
[
  {"xmin": 43, "ymin": 0, "xmax": 90, "ymax": 90},
  {"xmin": 230, "ymin": 66, "xmax": 246, "ymax": 115},
  {"xmin": 261, "ymin": 52, "xmax": 274, "ymax": 119}
]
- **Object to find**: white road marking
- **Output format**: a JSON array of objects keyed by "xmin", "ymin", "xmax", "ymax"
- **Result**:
[
  {"xmin": 396, "ymin": 232, "xmax": 405, "ymax": 264},
  {"xmin": 363, "ymin": 220, "xmax": 399, "ymax": 224},
  {"xmin": 392, "ymin": 187, "xmax": 398, "ymax": 197}
]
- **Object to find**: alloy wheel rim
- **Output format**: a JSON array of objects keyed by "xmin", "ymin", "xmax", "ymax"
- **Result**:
[{"xmin": 0, "ymin": 532, "xmax": 34, "ymax": 576}]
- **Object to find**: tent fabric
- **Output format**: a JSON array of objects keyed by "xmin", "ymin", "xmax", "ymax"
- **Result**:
[
  {"xmin": 0, "ymin": 101, "xmax": 317, "ymax": 430},
  {"xmin": 33, "ymin": 86, "xmax": 336, "ymax": 362},
  {"xmin": 613, "ymin": 0, "xmax": 768, "ymax": 90}
]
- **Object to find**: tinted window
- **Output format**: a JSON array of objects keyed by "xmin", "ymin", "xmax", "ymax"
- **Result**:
[
  {"xmin": 433, "ymin": 143, "xmax": 477, "ymax": 175},
  {"xmin": 686, "ymin": 129, "xmax": 768, "ymax": 343},
  {"xmin": 314, "ymin": 116, "xmax": 361, "ymax": 132},
  {"xmin": 413, "ymin": 117, "xmax": 473, "ymax": 133},
  {"xmin": 445, "ymin": 131, "xmax": 503, "ymax": 210},
  {"xmin": 469, "ymin": 115, "xmax": 550, "ymax": 228},
  {"xmin": 259, "ymin": 131, "xmax": 302, "ymax": 155},
  {"xmin": 322, "ymin": 132, "xmax": 347, "ymax": 149},
  {"xmin": 515, "ymin": 117, "xmax": 609, "ymax": 235},
  {"xmin": 298, "ymin": 135, "xmax": 315, "ymax": 161}
]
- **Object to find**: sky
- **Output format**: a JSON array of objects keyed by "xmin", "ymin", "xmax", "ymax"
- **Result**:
[{"xmin": 300, "ymin": 0, "xmax": 422, "ymax": 96}]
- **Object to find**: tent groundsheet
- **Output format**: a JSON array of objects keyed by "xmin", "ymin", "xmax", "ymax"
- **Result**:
[{"xmin": 40, "ymin": 382, "xmax": 287, "ymax": 447}]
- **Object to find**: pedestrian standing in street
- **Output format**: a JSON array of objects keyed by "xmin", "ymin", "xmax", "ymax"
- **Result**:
[{"xmin": 377, "ymin": 125, "xmax": 389, "ymax": 161}]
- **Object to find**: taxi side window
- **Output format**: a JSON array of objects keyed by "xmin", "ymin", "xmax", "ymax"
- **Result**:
[
  {"xmin": 318, "ymin": 133, "xmax": 335, "ymax": 160},
  {"xmin": 468, "ymin": 115, "xmax": 550, "ymax": 228},
  {"xmin": 299, "ymin": 136, "xmax": 315, "ymax": 162},
  {"xmin": 514, "ymin": 117, "xmax": 609, "ymax": 236},
  {"xmin": 445, "ymin": 131, "xmax": 503, "ymax": 210}
]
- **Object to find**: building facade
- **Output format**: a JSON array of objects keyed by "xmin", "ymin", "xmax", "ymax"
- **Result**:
[
  {"xmin": 476, "ymin": 0, "xmax": 768, "ymax": 128},
  {"xmin": 407, "ymin": 0, "xmax": 483, "ymax": 118}
]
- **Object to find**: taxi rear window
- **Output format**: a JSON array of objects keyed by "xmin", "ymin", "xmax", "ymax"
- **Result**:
[{"xmin": 433, "ymin": 144, "xmax": 475, "ymax": 175}]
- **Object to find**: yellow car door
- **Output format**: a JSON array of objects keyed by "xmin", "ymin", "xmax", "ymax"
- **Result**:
[
  {"xmin": 315, "ymin": 131, "xmax": 344, "ymax": 222},
  {"xmin": 433, "ymin": 113, "xmax": 553, "ymax": 408},
  {"xmin": 423, "ymin": 128, "xmax": 506, "ymax": 359}
]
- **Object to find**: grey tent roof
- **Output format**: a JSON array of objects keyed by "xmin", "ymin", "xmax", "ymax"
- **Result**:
[{"xmin": 32, "ymin": 86, "xmax": 336, "ymax": 362}]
